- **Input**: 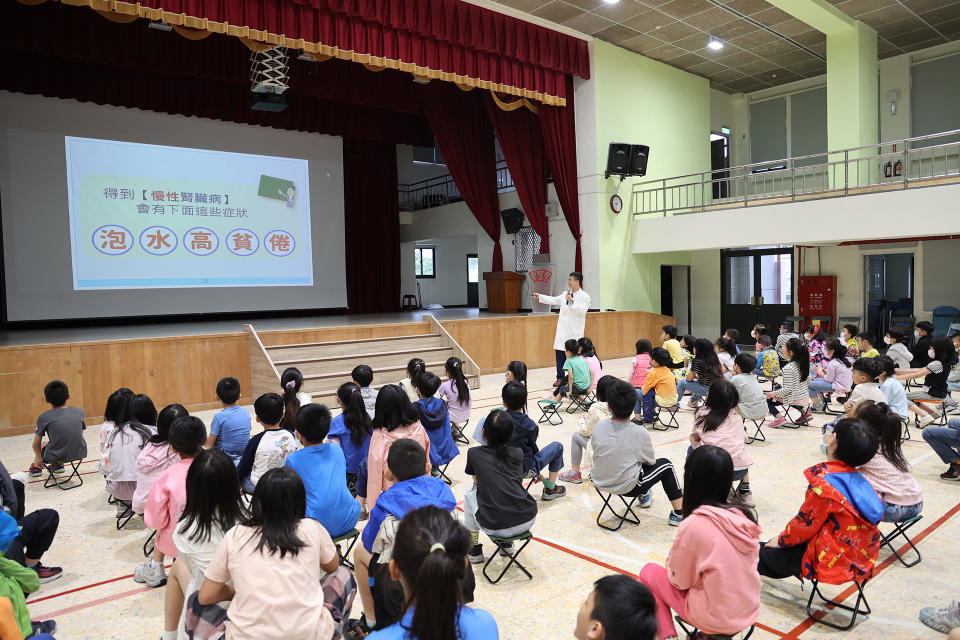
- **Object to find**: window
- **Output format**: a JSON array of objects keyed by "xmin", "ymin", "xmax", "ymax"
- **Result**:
[
  {"xmin": 467, "ymin": 255, "xmax": 479, "ymax": 283},
  {"xmin": 415, "ymin": 246, "xmax": 435, "ymax": 278},
  {"xmin": 412, "ymin": 146, "xmax": 445, "ymax": 166},
  {"xmin": 514, "ymin": 228, "xmax": 542, "ymax": 272}
]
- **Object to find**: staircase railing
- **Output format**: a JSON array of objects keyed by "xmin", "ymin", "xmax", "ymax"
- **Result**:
[{"xmin": 244, "ymin": 324, "xmax": 281, "ymax": 400}]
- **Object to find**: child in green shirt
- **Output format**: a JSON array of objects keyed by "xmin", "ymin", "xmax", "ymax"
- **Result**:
[{"xmin": 549, "ymin": 339, "xmax": 592, "ymax": 401}]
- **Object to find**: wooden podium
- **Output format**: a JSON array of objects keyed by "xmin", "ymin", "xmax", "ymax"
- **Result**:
[{"xmin": 483, "ymin": 271, "xmax": 525, "ymax": 314}]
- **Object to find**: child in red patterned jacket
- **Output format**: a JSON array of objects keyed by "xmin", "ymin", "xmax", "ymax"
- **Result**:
[{"xmin": 758, "ymin": 418, "xmax": 883, "ymax": 584}]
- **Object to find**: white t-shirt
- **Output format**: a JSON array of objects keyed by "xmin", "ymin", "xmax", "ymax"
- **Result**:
[
  {"xmin": 296, "ymin": 391, "xmax": 312, "ymax": 407},
  {"xmin": 250, "ymin": 430, "xmax": 301, "ymax": 486},
  {"xmin": 173, "ymin": 519, "xmax": 228, "ymax": 640},
  {"xmin": 204, "ymin": 519, "xmax": 337, "ymax": 640}
]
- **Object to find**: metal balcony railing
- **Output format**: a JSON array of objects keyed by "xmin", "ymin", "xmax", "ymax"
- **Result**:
[
  {"xmin": 631, "ymin": 129, "xmax": 960, "ymax": 217},
  {"xmin": 399, "ymin": 161, "xmax": 515, "ymax": 211}
]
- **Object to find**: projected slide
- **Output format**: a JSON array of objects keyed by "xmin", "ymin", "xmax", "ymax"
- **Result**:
[{"xmin": 65, "ymin": 137, "xmax": 312, "ymax": 290}]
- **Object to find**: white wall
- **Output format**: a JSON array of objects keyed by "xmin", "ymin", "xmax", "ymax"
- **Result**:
[
  {"xmin": 633, "ymin": 183, "xmax": 960, "ymax": 254},
  {"xmin": 710, "ymin": 89, "xmax": 748, "ymax": 168},
  {"xmin": 398, "ymin": 186, "xmax": 578, "ymax": 309},
  {"xmin": 691, "ymin": 249, "xmax": 722, "ymax": 339},
  {"xmin": 399, "ymin": 235, "xmax": 476, "ymax": 307},
  {"xmin": 922, "ymin": 239, "xmax": 960, "ymax": 311}
]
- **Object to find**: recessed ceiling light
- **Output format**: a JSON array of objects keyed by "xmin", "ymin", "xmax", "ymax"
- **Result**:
[
  {"xmin": 707, "ymin": 38, "xmax": 724, "ymax": 51},
  {"xmin": 601, "ymin": 0, "xmax": 621, "ymax": 4}
]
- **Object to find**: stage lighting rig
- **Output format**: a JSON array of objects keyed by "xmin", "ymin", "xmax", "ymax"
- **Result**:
[{"xmin": 250, "ymin": 46, "xmax": 290, "ymax": 112}]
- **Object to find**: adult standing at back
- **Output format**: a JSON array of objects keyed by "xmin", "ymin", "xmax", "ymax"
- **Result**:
[{"xmin": 533, "ymin": 271, "xmax": 591, "ymax": 388}]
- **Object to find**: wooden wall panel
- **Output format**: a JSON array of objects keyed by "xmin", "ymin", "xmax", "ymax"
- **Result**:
[
  {"xmin": 441, "ymin": 311, "xmax": 675, "ymax": 374},
  {"xmin": 0, "ymin": 312, "xmax": 672, "ymax": 434},
  {"xmin": 0, "ymin": 334, "xmax": 249, "ymax": 435},
  {"xmin": 259, "ymin": 322, "xmax": 432, "ymax": 347}
]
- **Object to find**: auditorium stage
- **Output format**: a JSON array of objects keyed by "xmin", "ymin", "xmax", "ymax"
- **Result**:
[{"xmin": 0, "ymin": 308, "xmax": 673, "ymax": 434}]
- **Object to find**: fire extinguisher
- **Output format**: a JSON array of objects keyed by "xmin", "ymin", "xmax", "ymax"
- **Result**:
[
  {"xmin": 894, "ymin": 159, "xmax": 903, "ymax": 176},
  {"xmin": 884, "ymin": 160, "xmax": 893, "ymax": 177}
]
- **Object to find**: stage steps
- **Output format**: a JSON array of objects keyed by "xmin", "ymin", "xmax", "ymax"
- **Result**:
[{"xmin": 245, "ymin": 319, "xmax": 480, "ymax": 410}]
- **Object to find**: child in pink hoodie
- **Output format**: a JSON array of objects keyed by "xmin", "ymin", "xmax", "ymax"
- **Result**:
[
  {"xmin": 132, "ymin": 404, "xmax": 186, "ymax": 514},
  {"xmin": 690, "ymin": 380, "xmax": 755, "ymax": 500},
  {"xmin": 639, "ymin": 445, "xmax": 761, "ymax": 640},
  {"xmin": 136, "ymin": 416, "xmax": 206, "ymax": 589},
  {"xmin": 361, "ymin": 385, "xmax": 431, "ymax": 514}
]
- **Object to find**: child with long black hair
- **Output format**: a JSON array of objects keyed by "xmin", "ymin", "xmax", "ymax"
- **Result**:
[
  {"xmin": 107, "ymin": 394, "xmax": 157, "ymax": 505},
  {"xmin": 639, "ymin": 446, "xmax": 760, "ymax": 640},
  {"xmin": 463, "ymin": 411, "xmax": 538, "ymax": 563},
  {"xmin": 505, "ymin": 360, "xmax": 527, "ymax": 386},
  {"xmin": 853, "ymin": 401, "xmax": 923, "ymax": 523},
  {"xmin": 438, "ymin": 357, "xmax": 472, "ymax": 428},
  {"xmin": 162, "ymin": 448, "xmax": 245, "ymax": 640},
  {"xmin": 766, "ymin": 338, "xmax": 812, "ymax": 427},
  {"xmin": 197, "ymin": 466, "xmax": 343, "ymax": 640},
  {"xmin": 365, "ymin": 385, "xmax": 431, "ymax": 509},
  {"xmin": 578, "ymin": 337, "xmax": 603, "ymax": 391},
  {"xmin": 99, "ymin": 387, "xmax": 133, "ymax": 477},
  {"xmin": 676, "ymin": 338, "xmax": 724, "ymax": 410},
  {"xmin": 279, "ymin": 366, "xmax": 311, "ymax": 432},
  {"xmin": 715, "ymin": 337, "xmax": 738, "ymax": 376},
  {"xmin": 328, "ymin": 382, "xmax": 373, "ymax": 491},
  {"xmin": 133, "ymin": 403, "xmax": 187, "ymax": 515},
  {"xmin": 691, "ymin": 380, "xmax": 754, "ymax": 499},
  {"xmin": 399, "ymin": 358, "xmax": 426, "ymax": 404},
  {"xmin": 371, "ymin": 506, "xmax": 498, "ymax": 639}
]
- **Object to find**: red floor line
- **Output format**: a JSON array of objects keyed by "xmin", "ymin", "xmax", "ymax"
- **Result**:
[
  {"xmin": 27, "ymin": 469, "xmax": 99, "ymax": 485},
  {"xmin": 39, "ymin": 586, "xmax": 151, "ymax": 619},
  {"xmin": 530, "ymin": 536, "xmax": 788, "ymax": 638},
  {"xmin": 26, "ymin": 564, "xmax": 172, "ymax": 604},
  {"xmin": 781, "ymin": 498, "xmax": 960, "ymax": 640}
]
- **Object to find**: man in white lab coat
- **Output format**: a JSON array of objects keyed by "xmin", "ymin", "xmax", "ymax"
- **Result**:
[{"xmin": 533, "ymin": 271, "xmax": 591, "ymax": 387}]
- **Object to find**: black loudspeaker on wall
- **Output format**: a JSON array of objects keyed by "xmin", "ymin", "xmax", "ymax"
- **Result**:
[
  {"xmin": 605, "ymin": 142, "xmax": 650, "ymax": 178},
  {"xmin": 501, "ymin": 208, "xmax": 524, "ymax": 234},
  {"xmin": 606, "ymin": 143, "xmax": 630, "ymax": 178},
  {"xmin": 629, "ymin": 144, "xmax": 650, "ymax": 177}
]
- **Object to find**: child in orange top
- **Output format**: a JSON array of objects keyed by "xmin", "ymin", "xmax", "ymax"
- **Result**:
[{"xmin": 637, "ymin": 348, "xmax": 679, "ymax": 424}]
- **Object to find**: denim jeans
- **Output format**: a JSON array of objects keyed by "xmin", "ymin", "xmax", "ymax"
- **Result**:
[
  {"xmin": 882, "ymin": 500, "xmax": 922, "ymax": 523},
  {"xmin": 808, "ymin": 377, "xmax": 836, "ymax": 399},
  {"xmin": 532, "ymin": 441, "xmax": 564, "ymax": 474},
  {"xmin": 675, "ymin": 379, "xmax": 709, "ymax": 406},
  {"xmin": 922, "ymin": 419, "xmax": 960, "ymax": 464}
]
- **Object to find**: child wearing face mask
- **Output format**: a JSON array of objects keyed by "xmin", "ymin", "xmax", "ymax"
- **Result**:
[
  {"xmin": 884, "ymin": 330, "xmax": 913, "ymax": 371},
  {"xmin": 840, "ymin": 324, "xmax": 860, "ymax": 359},
  {"xmin": 897, "ymin": 336, "xmax": 959, "ymax": 428}
]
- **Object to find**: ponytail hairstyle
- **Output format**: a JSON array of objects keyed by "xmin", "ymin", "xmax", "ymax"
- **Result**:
[
  {"xmin": 786, "ymin": 337, "xmax": 810, "ymax": 382},
  {"xmin": 695, "ymin": 380, "xmax": 739, "ymax": 433},
  {"xmin": 111, "ymin": 393, "xmax": 156, "ymax": 446},
  {"xmin": 444, "ymin": 357, "xmax": 470, "ymax": 404},
  {"xmin": 336, "ymin": 382, "xmax": 372, "ymax": 446},
  {"xmin": 824, "ymin": 338, "xmax": 850, "ymax": 367},
  {"xmin": 716, "ymin": 336, "xmax": 737, "ymax": 358},
  {"xmin": 805, "ymin": 325, "xmax": 826, "ymax": 342},
  {"xmin": 506, "ymin": 360, "xmax": 527, "ymax": 386},
  {"xmin": 854, "ymin": 401, "xmax": 908, "ymax": 472},
  {"xmin": 482, "ymin": 409, "xmax": 515, "ymax": 465},
  {"xmin": 693, "ymin": 338, "xmax": 724, "ymax": 380},
  {"xmin": 279, "ymin": 367, "xmax": 304, "ymax": 431},
  {"xmin": 151, "ymin": 403, "xmax": 188, "ymax": 445},
  {"xmin": 406, "ymin": 358, "xmax": 426, "ymax": 380},
  {"xmin": 391, "ymin": 506, "xmax": 472, "ymax": 640},
  {"xmin": 578, "ymin": 337, "xmax": 596, "ymax": 358}
]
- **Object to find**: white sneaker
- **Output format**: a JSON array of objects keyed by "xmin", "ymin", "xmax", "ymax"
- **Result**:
[
  {"xmin": 133, "ymin": 560, "xmax": 166, "ymax": 587},
  {"xmin": 918, "ymin": 414, "xmax": 938, "ymax": 429}
]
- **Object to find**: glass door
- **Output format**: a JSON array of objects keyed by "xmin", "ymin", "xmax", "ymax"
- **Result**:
[{"xmin": 721, "ymin": 247, "xmax": 793, "ymax": 346}]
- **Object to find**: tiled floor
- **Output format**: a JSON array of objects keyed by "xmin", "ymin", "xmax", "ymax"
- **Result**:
[{"xmin": 4, "ymin": 357, "xmax": 957, "ymax": 639}]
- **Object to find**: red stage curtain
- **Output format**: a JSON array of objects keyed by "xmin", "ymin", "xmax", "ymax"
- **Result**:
[
  {"xmin": 416, "ymin": 83, "xmax": 503, "ymax": 271},
  {"xmin": 484, "ymin": 97, "xmax": 549, "ymax": 254},
  {"xmin": 0, "ymin": 1, "xmax": 435, "ymax": 146},
  {"xmin": 539, "ymin": 76, "xmax": 582, "ymax": 271},
  {"xmin": 131, "ymin": 0, "xmax": 591, "ymax": 104},
  {"xmin": 344, "ymin": 138, "xmax": 400, "ymax": 312}
]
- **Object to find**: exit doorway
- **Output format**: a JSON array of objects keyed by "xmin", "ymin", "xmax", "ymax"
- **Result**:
[
  {"xmin": 721, "ymin": 247, "xmax": 794, "ymax": 347},
  {"xmin": 660, "ymin": 265, "xmax": 691, "ymax": 335},
  {"xmin": 864, "ymin": 252, "xmax": 914, "ymax": 339},
  {"xmin": 710, "ymin": 132, "xmax": 731, "ymax": 199}
]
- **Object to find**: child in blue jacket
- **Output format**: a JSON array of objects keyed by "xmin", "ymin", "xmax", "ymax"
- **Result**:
[
  {"xmin": 414, "ymin": 372, "xmax": 460, "ymax": 471},
  {"xmin": 347, "ymin": 439, "xmax": 456, "ymax": 636}
]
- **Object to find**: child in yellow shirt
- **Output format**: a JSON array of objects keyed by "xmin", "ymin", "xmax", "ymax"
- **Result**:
[{"xmin": 637, "ymin": 348, "xmax": 679, "ymax": 424}]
